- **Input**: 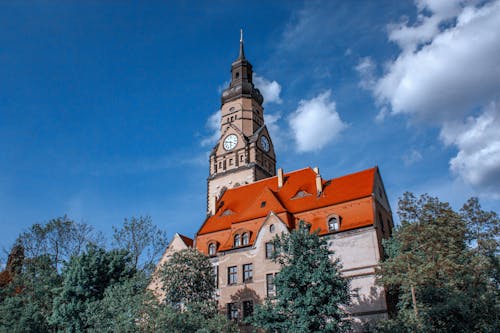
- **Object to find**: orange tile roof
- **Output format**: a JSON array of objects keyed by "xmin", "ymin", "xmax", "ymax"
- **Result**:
[{"xmin": 198, "ymin": 167, "xmax": 377, "ymax": 236}]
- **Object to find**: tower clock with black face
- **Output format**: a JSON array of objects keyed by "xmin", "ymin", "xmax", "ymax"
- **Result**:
[{"xmin": 223, "ymin": 134, "xmax": 238, "ymax": 150}]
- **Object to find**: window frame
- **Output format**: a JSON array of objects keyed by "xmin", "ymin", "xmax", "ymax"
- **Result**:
[
  {"xmin": 327, "ymin": 215, "xmax": 340, "ymax": 232},
  {"xmin": 227, "ymin": 302, "xmax": 238, "ymax": 321},
  {"xmin": 234, "ymin": 234, "xmax": 241, "ymax": 247},
  {"xmin": 228, "ymin": 266, "xmax": 237, "ymax": 285},
  {"xmin": 208, "ymin": 243, "xmax": 216, "ymax": 256},
  {"xmin": 265, "ymin": 242, "xmax": 275, "ymax": 259},
  {"xmin": 242, "ymin": 263, "xmax": 253, "ymax": 282},
  {"xmin": 242, "ymin": 232, "xmax": 249, "ymax": 245},
  {"xmin": 266, "ymin": 273, "xmax": 276, "ymax": 297}
]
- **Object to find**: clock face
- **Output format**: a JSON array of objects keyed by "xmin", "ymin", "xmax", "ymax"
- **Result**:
[
  {"xmin": 260, "ymin": 136, "xmax": 270, "ymax": 152},
  {"xmin": 223, "ymin": 134, "xmax": 238, "ymax": 151}
]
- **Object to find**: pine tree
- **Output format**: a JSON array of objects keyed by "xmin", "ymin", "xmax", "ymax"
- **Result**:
[{"xmin": 250, "ymin": 221, "xmax": 351, "ymax": 333}]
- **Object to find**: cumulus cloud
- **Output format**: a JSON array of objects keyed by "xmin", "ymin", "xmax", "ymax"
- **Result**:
[
  {"xmin": 362, "ymin": 0, "xmax": 500, "ymax": 196},
  {"xmin": 200, "ymin": 110, "xmax": 220, "ymax": 147},
  {"xmin": 288, "ymin": 90, "xmax": 346, "ymax": 153},
  {"xmin": 254, "ymin": 74, "xmax": 283, "ymax": 104},
  {"xmin": 441, "ymin": 102, "xmax": 500, "ymax": 196},
  {"xmin": 374, "ymin": 0, "xmax": 500, "ymax": 121}
]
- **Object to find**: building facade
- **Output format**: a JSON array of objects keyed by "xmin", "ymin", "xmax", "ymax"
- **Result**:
[{"xmin": 153, "ymin": 37, "xmax": 393, "ymax": 332}]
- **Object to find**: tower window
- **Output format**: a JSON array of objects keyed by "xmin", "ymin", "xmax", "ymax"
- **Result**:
[{"xmin": 235, "ymin": 72, "xmax": 240, "ymax": 79}]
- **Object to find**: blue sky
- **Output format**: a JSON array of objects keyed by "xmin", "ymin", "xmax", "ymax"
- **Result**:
[{"xmin": 1, "ymin": 0, "xmax": 499, "ymax": 252}]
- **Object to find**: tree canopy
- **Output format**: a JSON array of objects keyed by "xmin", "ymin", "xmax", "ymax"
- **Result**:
[
  {"xmin": 375, "ymin": 193, "xmax": 499, "ymax": 333},
  {"xmin": 250, "ymin": 221, "xmax": 352, "ymax": 333}
]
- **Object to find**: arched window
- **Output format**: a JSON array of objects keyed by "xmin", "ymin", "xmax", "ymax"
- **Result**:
[
  {"xmin": 269, "ymin": 224, "xmax": 275, "ymax": 233},
  {"xmin": 234, "ymin": 234, "xmax": 241, "ymax": 247},
  {"xmin": 242, "ymin": 232, "xmax": 249, "ymax": 245},
  {"xmin": 208, "ymin": 243, "xmax": 216, "ymax": 256},
  {"xmin": 328, "ymin": 216, "xmax": 340, "ymax": 232}
]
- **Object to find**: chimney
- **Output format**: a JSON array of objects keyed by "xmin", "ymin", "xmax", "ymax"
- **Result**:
[
  {"xmin": 277, "ymin": 168, "xmax": 284, "ymax": 188},
  {"xmin": 209, "ymin": 196, "xmax": 217, "ymax": 215},
  {"xmin": 315, "ymin": 167, "xmax": 323, "ymax": 195}
]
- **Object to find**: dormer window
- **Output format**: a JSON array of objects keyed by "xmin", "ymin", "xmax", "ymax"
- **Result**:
[
  {"xmin": 234, "ymin": 234, "xmax": 241, "ymax": 247},
  {"xmin": 242, "ymin": 232, "xmax": 249, "ymax": 245},
  {"xmin": 328, "ymin": 216, "xmax": 340, "ymax": 232},
  {"xmin": 208, "ymin": 243, "xmax": 217, "ymax": 256}
]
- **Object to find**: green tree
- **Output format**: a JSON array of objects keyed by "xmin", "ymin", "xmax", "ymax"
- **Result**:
[
  {"xmin": 159, "ymin": 247, "xmax": 215, "ymax": 306},
  {"xmin": 250, "ymin": 221, "xmax": 351, "ymax": 333},
  {"xmin": 17, "ymin": 216, "xmax": 100, "ymax": 271},
  {"xmin": 112, "ymin": 215, "xmax": 168, "ymax": 273},
  {"xmin": 155, "ymin": 248, "xmax": 236, "ymax": 333},
  {"xmin": 50, "ymin": 245, "xmax": 136, "ymax": 332},
  {"xmin": 0, "ymin": 254, "xmax": 60, "ymax": 333},
  {"xmin": 375, "ymin": 193, "xmax": 499, "ymax": 333}
]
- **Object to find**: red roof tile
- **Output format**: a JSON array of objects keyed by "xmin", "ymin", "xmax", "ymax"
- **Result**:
[{"xmin": 198, "ymin": 167, "xmax": 377, "ymax": 235}]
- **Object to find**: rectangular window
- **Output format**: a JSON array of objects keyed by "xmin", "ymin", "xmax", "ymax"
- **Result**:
[
  {"xmin": 266, "ymin": 273, "xmax": 276, "ymax": 297},
  {"xmin": 243, "ymin": 300, "xmax": 253, "ymax": 318},
  {"xmin": 227, "ymin": 302, "xmax": 238, "ymax": 321},
  {"xmin": 243, "ymin": 264, "xmax": 253, "ymax": 282},
  {"xmin": 228, "ymin": 266, "xmax": 237, "ymax": 285},
  {"xmin": 213, "ymin": 265, "xmax": 219, "ymax": 288},
  {"xmin": 265, "ymin": 242, "xmax": 275, "ymax": 259}
]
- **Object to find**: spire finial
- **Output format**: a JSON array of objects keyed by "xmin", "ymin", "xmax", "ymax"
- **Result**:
[{"xmin": 238, "ymin": 28, "xmax": 245, "ymax": 60}]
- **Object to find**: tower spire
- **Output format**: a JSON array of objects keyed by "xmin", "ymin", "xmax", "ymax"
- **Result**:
[{"xmin": 239, "ymin": 28, "xmax": 245, "ymax": 60}]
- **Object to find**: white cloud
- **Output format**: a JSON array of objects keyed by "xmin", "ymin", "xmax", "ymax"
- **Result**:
[
  {"xmin": 254, "ymin": 74, "xmax": 282, "ymax": 104},
  {"xmin": 374, "ymin": 0, "xmax": 500, "ymax": 122},
  {"xmin": 200, "ymin": 110, "xmax": 220, "ymax": 147},
  {"xmin": 356, "ymin": 57, "xmax": 377, "ymax": 90},
  {"xmin": 402, "ymin": 149, "xmax": 423, "ymax": 166},
  {"xmin": 288, "ymin": 90, "xmax": 346, "ymax": 153},
  {"xmin": 441, "ymin": 102, "xmax": 500, "ymax": 197},
  {"xmin": 364, "ymin": 0, "xmax": 500, "ymax": 196}
]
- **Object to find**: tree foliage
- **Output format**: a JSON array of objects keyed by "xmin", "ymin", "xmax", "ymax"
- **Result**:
[
  {"xmin": 250, "ymin": 221, "xmax": 351, "ymax": 333},
  {"xmin": 50, "ymin": 245, "xmax": 137, "ymax": 332},
  {"xmin": 375, "ymin": 193, "xmax": 499, "ymax": 333},
  {"xmin": 159, "ymin": 247, "xmax": 215, "ymax": 306},
  {"xmin": 112, "ymin": 215, "xmax": 169, "ymax": 274}
]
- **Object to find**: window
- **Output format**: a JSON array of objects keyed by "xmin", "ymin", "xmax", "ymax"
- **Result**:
[
  {"xmin": 228, "ymin": 266, "xmax": 237, "ymax": 285},
  {"xmin": 235, "ymin": 72, "xmax": 240, "ymax": 79},
  {"xmin": 269, "ymin": 224, "xmax": 275, "ymax": 233},
  {"xmin": 265, "ymin": 242, "xmax": 275, "ymax": 259},
  {"xmin": 260, "ymin": 201, "xmax": 266, "ymax": 208},
  {"xmin": 240, "ymin": 155, "xmax": 244, "ymax": 162},
  {"xmin": 234, "ymin": 234, "xmax": 241, "ymax": 247},
  {"xmin": 328, "ymin": 216, "xmax": 340, "ymax": 232},
  {"xmin": 213, "ymin": 265, "xmax": 219, "ymax": 288},
  {"xmin": 242, "ymin": 232, "xmax": 249, "ymax": 245},
  {"xmin": 243, "ymin": 264, "xmax": 253, "ymax": 282},
  {"xmin": 266, "ymin": 273, "xmax": 276, "ymax": 297},
  {"xmin": 243, "ymin": 300, "xmax": 253, "ymax": 318},
  {"xmin": 208, "ymin": 243, "xmax": 216, "ymax": 256},
  {"xmin": 227, "ymin": 302, "xmax": 238, "ymax": 320}
]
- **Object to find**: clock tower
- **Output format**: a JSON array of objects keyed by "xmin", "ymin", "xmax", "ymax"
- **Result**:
[{"xmin": 207, "ymin": 33, "xmax": 276, "ymax": 213}]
